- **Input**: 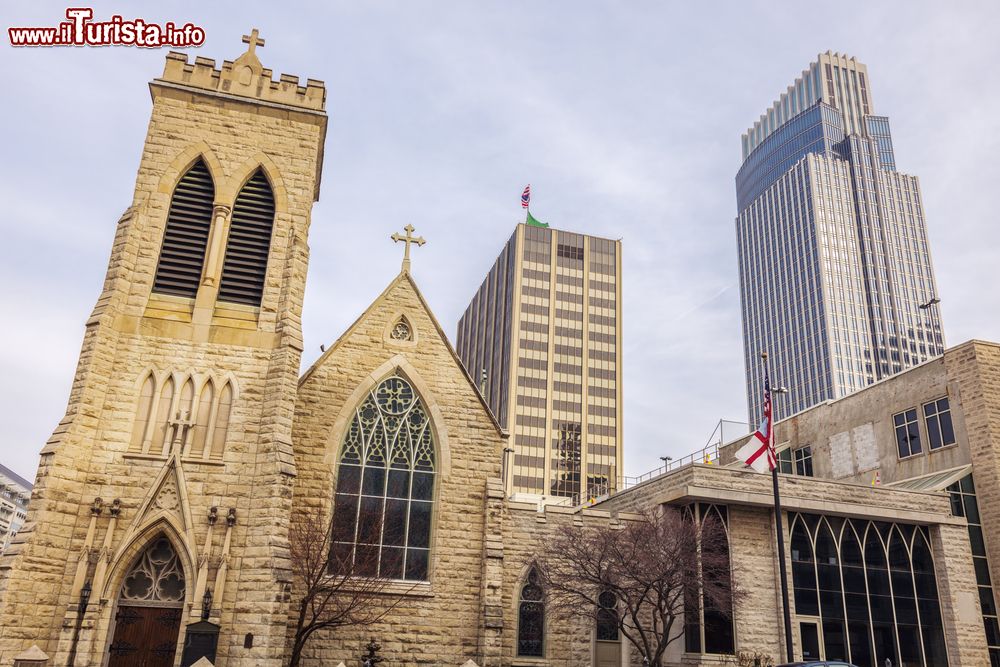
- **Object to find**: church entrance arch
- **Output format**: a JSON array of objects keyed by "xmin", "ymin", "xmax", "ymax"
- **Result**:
[{"xmin": 107, "ymin": 535, "xmax": 186, "ymax": 667}]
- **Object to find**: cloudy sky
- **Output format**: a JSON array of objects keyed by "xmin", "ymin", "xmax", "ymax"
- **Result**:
[{"xmin": 2, "ymin": 2, "xmax": 998, "ymax": 482}]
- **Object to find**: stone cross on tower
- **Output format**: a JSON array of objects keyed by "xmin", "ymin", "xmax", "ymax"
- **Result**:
[
  {"xmin": 391, "ymin": 224, "xmax": 426, "ymax": 273},
  {"xmin": 242, "ymin": 28, "xmax": 265, "ymax": 56}
]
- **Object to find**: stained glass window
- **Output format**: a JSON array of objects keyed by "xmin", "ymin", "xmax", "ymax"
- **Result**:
[
  {"xmin": 596, "ymin": 590, "xmax": 619, "ymax": 641},
  {"xmin": 518, "ymin": 567, "xmax": 545, "ymax": 657},
  {"xmin": 330, "ymin": 376, "xmax": 435, "ymax": 581}
]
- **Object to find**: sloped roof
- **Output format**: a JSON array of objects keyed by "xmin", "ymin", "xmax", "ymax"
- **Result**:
[
  {"xmin": 886, "ymin": 464, "xmax": 972, "ymax": 492},
  {"xmin": 298, "ymin": 269, "xmax": 506, "ymax": 437}
]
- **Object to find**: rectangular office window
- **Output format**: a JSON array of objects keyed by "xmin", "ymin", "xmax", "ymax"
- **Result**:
[
  {"xmin": 893, "ymin": 409, "xmax": 921, "ymax": 458},
  {"xmin": 794, "ymin": 446, "xmax": 814, "ymax": 477},
  {"xmin": 778, "ymin": 447, "xmax": 793, "ymax": 475},
  {"xmin": 923, "ymin": 397, "xmax": 955, "ymax": 450}
]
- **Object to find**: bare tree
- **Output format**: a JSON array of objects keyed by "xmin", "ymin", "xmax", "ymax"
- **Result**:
[
  {"xmin": 287, "ymin": 509, "xmax": 411, "ymax": 667},
  {"xmin": 539, "ymin": 507, "xmax": 740, "ymax": 667}
]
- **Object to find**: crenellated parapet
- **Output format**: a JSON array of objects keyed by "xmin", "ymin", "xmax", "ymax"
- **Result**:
[{"xmin": 155, "ymin": 29, "xmax": 325, "ymax": 112}]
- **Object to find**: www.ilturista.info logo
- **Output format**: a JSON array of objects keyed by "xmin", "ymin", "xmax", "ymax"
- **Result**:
[{"xmin": 8, "ymin": 8, "xmax": 205, "ymax": 47}]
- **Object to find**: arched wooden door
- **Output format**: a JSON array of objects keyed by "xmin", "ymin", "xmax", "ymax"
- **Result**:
[{"xmin": 107, "ymin": 535, "xmax": 185, "ymax": 667}]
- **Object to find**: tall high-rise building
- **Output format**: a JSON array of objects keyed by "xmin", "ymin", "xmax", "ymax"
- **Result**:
[
  {"xmin": 736, "ymin": 51, "xmax": 945, "ymax": 422},
  {"xmin": 456, "ymin": 221, "xmax": 622, "ymax": 502}
]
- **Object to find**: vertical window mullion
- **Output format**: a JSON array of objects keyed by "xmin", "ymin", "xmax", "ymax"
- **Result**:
[
  {"xmin": 352, "ymin": 460, "xmax": 365, "ymax": 571},
  {"xmin": 908, "ymin": 531, "xmax": 930, "ymax": 667}
]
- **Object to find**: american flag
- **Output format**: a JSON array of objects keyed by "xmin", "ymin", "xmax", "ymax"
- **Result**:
[
  {"xmin": 735, "ymin": 369, "xmax": 776, "ymax": 473},
  {"xmin": 521, "ymin": 184, "xmax": 531, "ymax": 209}
]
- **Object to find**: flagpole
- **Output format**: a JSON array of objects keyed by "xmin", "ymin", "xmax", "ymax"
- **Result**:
[{"xmin": 763, "ymin": 351, "xmax": 795, "ymax": 663}]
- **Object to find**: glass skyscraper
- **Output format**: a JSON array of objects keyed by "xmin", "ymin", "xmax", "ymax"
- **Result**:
[
  {"xmin": 456, "ymin": 222, "xmax": 622, "ymax": 502},
  {"xmin": 736, "ymin": 52, "xmax": 944, "ymax": 422}
]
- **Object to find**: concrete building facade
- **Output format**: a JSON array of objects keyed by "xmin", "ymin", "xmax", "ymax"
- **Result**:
[
  {"xmin": 0, "ymin": 465, "xmax": 30, "ymax": 554},
  {"xmin": 456, "ymin": 223, "xmax": 623, "ymax": 503}
]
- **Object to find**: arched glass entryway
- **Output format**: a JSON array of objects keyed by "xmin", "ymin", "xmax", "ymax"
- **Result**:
[{"xmin": 107, "ymin": 535, "xmax": 186, "ymax": 667}]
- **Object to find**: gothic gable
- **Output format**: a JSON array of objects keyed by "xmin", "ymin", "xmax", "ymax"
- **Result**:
[
  {"xmin": 296, "ymin": 270, "xmax": 505, "ymax": 465},
  {"xmin": 288, "ymin": 269, "xmax": 508, "ymax": 659}
]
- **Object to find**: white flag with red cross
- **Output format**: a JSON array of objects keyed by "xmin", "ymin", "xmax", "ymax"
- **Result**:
[{"xmin": 736, "ymin": 369, "xmax": 776, "ymax": 473}]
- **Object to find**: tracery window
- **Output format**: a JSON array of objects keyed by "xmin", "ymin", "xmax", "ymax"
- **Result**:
[
  {"xmin": 119, "ymin": 536, "xmax": 185, "ymax": 605},
  {"xmin": 330, "ymin": 375, "xmax": 435, "ymax": 581},
  {"xmin": 517, "ymin": 567, "xmax": 545, "ymax": 657},
  {"xmin": 789, "ymin": 513, "xmax": 947, "ymax": 666},
  {"xmin": 152, "ymin": 159, "xmax": 215, "ymax": 299},
  {"xmin": 390, "ymin": 316, "xmax": 413, "ymax": 341}
]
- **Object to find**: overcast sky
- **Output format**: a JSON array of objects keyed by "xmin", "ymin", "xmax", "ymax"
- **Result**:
[{"xmin": 2, "ymin": 2, "xmax": 998, "ymax": 483}]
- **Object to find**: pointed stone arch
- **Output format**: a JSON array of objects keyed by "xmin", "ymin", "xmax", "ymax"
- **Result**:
[
  {"xmin": 226, "ymin": 152, "xmax": 288, "ymax": 215},
  {"xmin": 217, "ymin": 163, "xmax": 277, "ymax": 306},
  {"xmin": 327, "ymin": 366, "xmax": 445, "ymax": 581},
  {"xmin": 101, "ymin": 515, "xmax": 194, "ymax": 605},
  {"xmin": 129, "ymin": 369, "xmax": 157, "ymax": 452},
  {"xmin": 101, "ymin": 523, "xmax": 193, "ymax": 667},
  {"xmin": 383, "ymin": 311, "xmax": 418, "ymax": 347},
  {"xmin": 323, "ymin": 354, "xmax": 451, "ymax": 478},
  {"xmin": 156, "ymin": 143, "xmax": 224, "ymax": 199},
  {"xmin": 115, "ymin": 460, "xmax": 197, "ymax": 581},
  {"xmin": 514, "ymin": 562, "xmax": 546, "ymax": 658},
  {"xmin": 189, "ymin": 377, "xmax": 215, "ymax": 458},
  {"xmin": 151, "ymin": 154, "xmax": 218, "ymax": 300}
]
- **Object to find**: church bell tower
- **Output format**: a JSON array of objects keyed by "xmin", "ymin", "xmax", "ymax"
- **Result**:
[{"xmin": 0, "ymin": 31, "xmax": 327, "ymax": 667}]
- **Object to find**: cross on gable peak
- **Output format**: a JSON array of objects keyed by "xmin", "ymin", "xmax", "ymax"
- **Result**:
[
  {"xmin": 241, "ymin": 28, "xmax": 265, "ymax": 56},
  {"xmin": 391, "ymin": 224, "xmax": 426, "ymax": 273}
]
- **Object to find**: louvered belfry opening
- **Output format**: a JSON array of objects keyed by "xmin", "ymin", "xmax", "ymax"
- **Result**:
[
  {"xmin": 218, "ymin": 168, "xmax": 275, "ymax": 306},
  {"xmin": 152, "ymin": 159, "xmax": 215, "ymax": 298}
]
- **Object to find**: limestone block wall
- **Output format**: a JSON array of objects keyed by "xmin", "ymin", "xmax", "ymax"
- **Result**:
[
  {"xmin": 0, "ymin": 46, "xmax": 326, "ymax": 667},
  {"xmin": 933, "ymin": 521, "xmax": 992, "ymax": 666},
  {"xmin": 947, "ymin": 342, "xmax": 1000, "ymax": 629},
  {"xmin": 288, "ymin": 272, "xmax": 508, "ymax": 666},
  {"xmin": 497, "ymin": 503, "xmax": 636, "ymax": 667}
]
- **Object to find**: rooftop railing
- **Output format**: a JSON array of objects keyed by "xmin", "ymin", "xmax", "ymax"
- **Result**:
[{"xmin": 622, "ymin": 442, "xmax": 722, "ymax": 490}]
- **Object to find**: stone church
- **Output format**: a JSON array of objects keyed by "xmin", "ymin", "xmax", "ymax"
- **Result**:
[{"xmin": 0, "ymin": 33, "xmax": 996, "ymax": 667}]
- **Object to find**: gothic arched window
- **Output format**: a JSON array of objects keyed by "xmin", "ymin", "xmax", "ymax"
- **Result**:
[
  {"xmin": 330, "ymin": 375, "xmax": 435, "ymax": 581},
  {"xmin": 218, "ymin": 168, "xmax": 274, "ymax": 306},
  {"xmin": 517, "ymin": 567, "xmax": 545, "ymax": 657},
  {"xmin": 596, "ymin": 590, "xmax": 619, "ymax": 641},
  {"xmin": 153, "ymin": 159, "xmax": 215, "ymax": 299},
  {"xmin": 119, "ymin": 536, "xmax": 185, "ymax": 605}
]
